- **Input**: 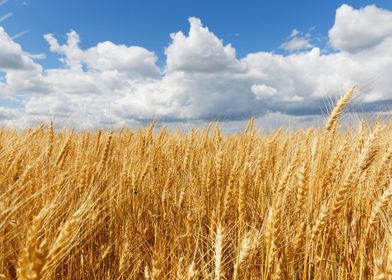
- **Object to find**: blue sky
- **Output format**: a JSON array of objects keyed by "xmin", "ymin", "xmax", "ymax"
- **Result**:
[
  {"xmin": 0, "ymin": 0, "xmax": 391, "ymax": 129},
  {"xmin": 3, "ymin": 0, "xmax": 392, "ymax": 65}
]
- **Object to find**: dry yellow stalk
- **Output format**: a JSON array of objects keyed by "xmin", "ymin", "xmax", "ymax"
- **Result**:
[
  {"xmin": 16, "ymin": 210, "xmax": 48, "ymax": 280},
  {"xmin": 325, "ymin": 87, "xmax": 355, "ymax": 133}
]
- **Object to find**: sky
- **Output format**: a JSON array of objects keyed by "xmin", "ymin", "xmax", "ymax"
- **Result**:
[{"xmin": 0, "ymin": 0, "xmax": 391, "ymax": 130}]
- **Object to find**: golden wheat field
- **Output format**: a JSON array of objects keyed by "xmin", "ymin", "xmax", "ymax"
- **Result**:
[{"xmin": 0, "ymin": 89, "xmax": 391, "ymax": 279}]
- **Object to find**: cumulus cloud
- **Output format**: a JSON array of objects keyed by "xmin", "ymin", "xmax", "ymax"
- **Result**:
[
  {"xmin": 0, "ymin": 27, "xmax": 44, "ymax": 97},
  {"xmin": 114, "ymin": 70, "xmax": 260, "ymax": 122},
  {"xmin": 0, "ymin": 27, "xmax": 40, "ymax": 71},
  {"xmin": 44, "ymin": 31, "xmax": 85, "ymax": 70},
  {"xmin": 329, "ymin": 4, "xmax": 392, "ymax": 52},
  {"xmin": 44, "ymin": 30, "xmax": 160, "ymax": 78},
  {"xmin": 165, "ymin": 17, "xmax": 238, "ymax": 73},
  {"xmin": 0, "ymin": 4, "xmax": 391, "ymax": 129},
  {"xmin": 83, "ymin": 42, "xmax": 160, "ymax": 78},
  {"xmin": 251, "ymin": 84, "xmax": 278, "ymax": 99}
]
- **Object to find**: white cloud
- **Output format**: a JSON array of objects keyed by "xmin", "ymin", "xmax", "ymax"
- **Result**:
[
  {"xmin": 83, "ymin": 42, "xmax": 160, "ymax": 78},
  {"xmin": 280, "ymin": 37, "xmax": 313, "ymax": 51},
  {"xmin": 0, "ymin": 27, "xmax": 45, "ymax": 97},
  {"xmin": 44, "ymin": 31, "xmax": 160, "ymax": 78},
  {"xmin": 251, "ymin": 84, "xmax": 278, "ymax": 99},
  {"xmin": 0, "ymin": 4, "xmax": 391, "ymax": 129},
  {"xmin": 329, "ymin": 4, "xmax": 392, "ymax": 52},
  {"xmin": 44, "ymin": 31, "xmax": 84, "ymax": 70},
  {"xmin": 0, "ymin": 0, "xmax": 8, "ymax": 6},
  {"xmin": 165, "ymin": 17, "xmax": 238, "ymax": 73},
  {"xmin": 0, "ymin": 27, "xmax": 35, "ymax": 71},
  {"xmin": 280, "ymin": 28, "xmax": 314, "ymax": 51}
]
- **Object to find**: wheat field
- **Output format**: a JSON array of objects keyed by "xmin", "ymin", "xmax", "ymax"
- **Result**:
[{"xmin": 1, "ymin": 89, "xmax": 392, "ymax": 279}]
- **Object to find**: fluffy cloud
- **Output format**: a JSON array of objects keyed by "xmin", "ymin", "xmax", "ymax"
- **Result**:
[
  {"xmin": 0, "ymin": 27, "xmax": 38, "ymax": 71},
  {"xmin": 0, "ymin": 27, "xmax": 45, "ymax": 97},
  {"xmin": 114, "ymin": 71, "xmax": 259, "ymax": 122},
  {"xmin": 252, "ymin": 84, "xmax": 278, "ymax": 99},
  {"xmin": 165, "ymin": 17, "xmax": 238, "ymax": 73},
  {"xmin": 83, "ymin": 42, "xmax": 160, "ymax": 78},
  {"xmin": 329, "ymin": 4, "xmax": 392, "ymax": 52},
  {"xmin": 44, "ymin": 31, "xmax": 160, "ymax": 78},
  {"xmin": 0, "ymin": 4, "xmax": 391, "ymax": 129}
]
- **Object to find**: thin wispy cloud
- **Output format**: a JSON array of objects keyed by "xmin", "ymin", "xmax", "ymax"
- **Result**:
[
  {"xmin": 290, "ymin": 28, "xmax": 300, "ymax": 37},
  {"xmin": 0, "ymin": 12, "xmax": 13, "ymax": 23},
  {"xmin": 280, "ymin": 28, "xmax": 314, "ymax": 51},
  {"xmin": 280, "ymin": 36, "xmax": 313, "ymax": 51},
  {"xmin": 0, "ymin": 0, "xmax": 8, "ymax": 6},
  {"xmin": 12, "ymin": 30, "xmax": 29, "ymax": 39},
  {"xmin": 26, "ymin": 52, "xmax": 46, "ymax": 59}
]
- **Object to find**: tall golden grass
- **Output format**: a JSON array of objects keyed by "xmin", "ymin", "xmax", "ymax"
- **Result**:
[{"xmin": 0, "ymin": 88, "xmax": 391, "ymax": 279}]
